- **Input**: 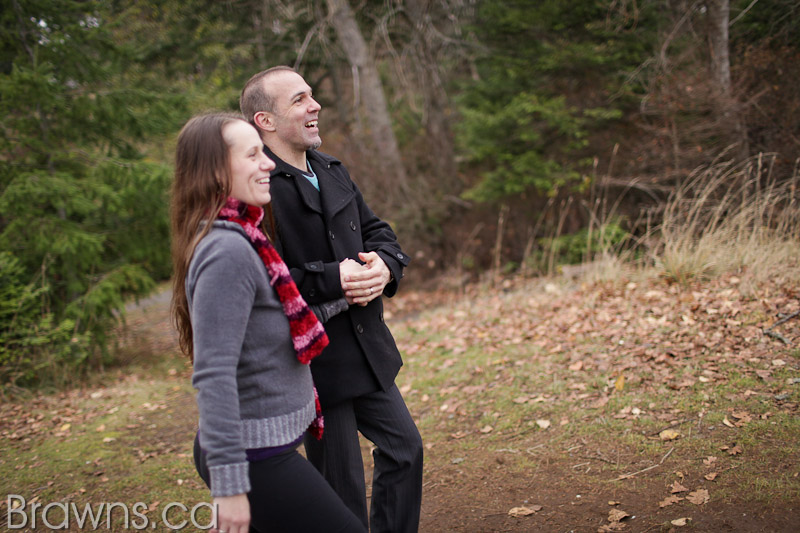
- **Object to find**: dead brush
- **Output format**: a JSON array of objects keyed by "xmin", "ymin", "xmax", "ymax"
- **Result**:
[{"xmin": 653, "ymin": 153, "xmax": 800, "ymax": 287}]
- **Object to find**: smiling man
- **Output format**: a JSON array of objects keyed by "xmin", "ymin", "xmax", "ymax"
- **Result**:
[{"xmin": 240, "ymin": 67, "xmax": 423, "ymax": 533}]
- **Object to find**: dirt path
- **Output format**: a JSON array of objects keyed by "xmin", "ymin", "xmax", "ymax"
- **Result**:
[{"xmin": 97, "ymin": 280, "xmax": 800, "ymax": 533}]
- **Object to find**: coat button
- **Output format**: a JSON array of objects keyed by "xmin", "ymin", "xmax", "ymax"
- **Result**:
[
  {"xmin": 329, "ymin": 231, "xmax": 335, "ymax": 240},
  {"xmin": 350, "ymin": 221, "xmax": 356, "ymax": 231},
  {"xmin": 309, "ymin": 289, "xmax": 316, "ymax": 297},
  {"xmin": 396, "ymin": 252, "xmax": 404, "ymax": 260},
  {"xmin": 309, "ymin": 264, "xmax": 318, "ymax": 270},
  {"xmin": 356, "ymin": 324, "xmax": 364, "ymax": 334}
]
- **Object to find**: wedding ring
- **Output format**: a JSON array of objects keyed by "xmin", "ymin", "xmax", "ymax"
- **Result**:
[{"xmin": 367, "ymin": 287, "xmax": 373, "ymax": 295}]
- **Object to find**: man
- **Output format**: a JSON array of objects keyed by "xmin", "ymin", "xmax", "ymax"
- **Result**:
[{"xmin": 240, "ymin": 66, "xmax": 423, "ymax": 533}]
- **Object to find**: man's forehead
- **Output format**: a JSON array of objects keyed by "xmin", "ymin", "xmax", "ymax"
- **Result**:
[{"xmin": 265, "ymin": 71, "xmax": 312, "ymax": 100}]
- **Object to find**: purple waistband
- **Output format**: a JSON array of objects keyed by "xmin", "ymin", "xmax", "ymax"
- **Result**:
[{"xmin": 245, "ymin": 434, "xmax": 304, "ymax": 462}]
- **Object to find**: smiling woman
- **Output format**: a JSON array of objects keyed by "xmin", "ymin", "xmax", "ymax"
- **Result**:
[
  {"xmin": 168, "ymin": 113, "xmax": 365, "ymax": 533},
  {"xmin": 224, "ymin": 120, "xmax": 275, "ymax": 207}
]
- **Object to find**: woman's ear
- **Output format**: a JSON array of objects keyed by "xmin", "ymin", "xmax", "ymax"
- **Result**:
[{"xmin": 254, "ymin": 111, "xmax": 275, "ymax": 132}]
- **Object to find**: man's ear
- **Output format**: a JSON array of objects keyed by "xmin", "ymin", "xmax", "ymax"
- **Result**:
[{"xmin": 254, "ymin": 111, "xmax": 276, "ymax": 132}]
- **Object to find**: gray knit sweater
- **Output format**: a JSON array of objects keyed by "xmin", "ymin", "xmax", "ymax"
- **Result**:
[{"xmin": 187, "ymin": 221, "xmax": 316, "ymax": 497}]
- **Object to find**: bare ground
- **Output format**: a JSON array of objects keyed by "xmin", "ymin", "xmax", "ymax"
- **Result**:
[{"xmin": 3, "ymin": 274, "xmax": 800, "ymax": 532}]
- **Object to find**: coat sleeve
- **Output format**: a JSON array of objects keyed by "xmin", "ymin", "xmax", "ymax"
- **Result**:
[{"xmin": 353, "ymin": 182, "xmax": 411, "ymax": 297}]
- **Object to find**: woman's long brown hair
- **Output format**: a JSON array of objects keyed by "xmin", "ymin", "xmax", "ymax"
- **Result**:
[{"xmin": 170, "ymin": 113, "xmax": 245, "ymax": 360}]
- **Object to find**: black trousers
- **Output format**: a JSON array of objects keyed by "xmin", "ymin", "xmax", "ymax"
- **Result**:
[
  {"xmin": 193, "ymin": 434, "xmax": 365, "ymax": 533},
  {"xmin": 303, "ymin": 384, "xmax": 424, "ymax": 533}
]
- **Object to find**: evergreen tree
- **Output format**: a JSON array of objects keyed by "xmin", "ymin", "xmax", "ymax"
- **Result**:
[
  {"xmin": 0, "ymin": 0, "xmax": 183, "ymax": 385},
  {"xmin": 456, "ymin": 0, "xmax": 656, "ymax": 203}
]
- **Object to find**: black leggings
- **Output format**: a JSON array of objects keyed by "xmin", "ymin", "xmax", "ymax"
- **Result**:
[{"xmin": 193, "ymin": 434, "xmax": 365, "ymax": 533}]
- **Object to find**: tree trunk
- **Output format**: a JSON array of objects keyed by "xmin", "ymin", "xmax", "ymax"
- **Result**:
[
  {"xmin": 325, "ymin": 0, "xmax": 409, "ymax": 200},
  {"xmin": 706, "ymin": 0, "xmax": 731, "ymax": 97},
  {"xmin": 402, "ymin": 0, "xmax": 457, "ymax": 188},
  {"xmin": 705, "ymin": 0, "xmax": 748, "ymax": 158}
]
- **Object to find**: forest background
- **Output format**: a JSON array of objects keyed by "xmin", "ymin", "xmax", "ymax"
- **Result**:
[{"xmin": 1, "ymin": 0, "xmax": 799, "ymax": 389}]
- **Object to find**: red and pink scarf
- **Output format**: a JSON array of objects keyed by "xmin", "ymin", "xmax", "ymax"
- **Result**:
[{"xmin": 218, "ymin": 197, "xmax": 326, "ymax": 439}]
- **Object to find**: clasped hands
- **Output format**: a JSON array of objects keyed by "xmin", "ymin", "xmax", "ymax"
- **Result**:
[{"xmin": 340, "ymin": 252, "xmax": 392, "ymax": 306}]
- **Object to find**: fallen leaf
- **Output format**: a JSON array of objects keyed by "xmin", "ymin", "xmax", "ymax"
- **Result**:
[
  {"xmin": 687, "ymin": 489, "xmax": 709, "ymax": 505},
  {"xmin": 659, "ymin": 495, "xmax": 683, "ymax": 508},
  {"xmin": 512, "ymin": 396, "xmax": 529, "ymax": 404},
  {"xmin": 590, "ymin": 396, "xmax": 610, "ymax": 409},
  {"xmin": 608, "ymin": 508, "xmax": 630, "ymax": 522},
  {"xmin": 722, "ymin": 417, "xmax": 736, "ymax": 428},
  {"xmin": 755, "ymin": 369, "xmax": 771, "ymax": 380},
  {"xmin": 703, "ymin": 456, "xmax": 717, "ymax": 466},
  {"xmin": 615, "ymin": 374, "xmax": 625, "ymax": 391},
  {"xmin": 727, "ymin": 445, "xmax": 743, "ymax": 455},
  {"xmin": 569, "ymin": 361, "xmax": 584, "ymax": 371},
  {"xmin": 59, "ymin": 423, "xmax": 71, "ymax": 432},
  {"xmin": 670, "ymin": 481, "xmax": 689, "ymax": 493},
  {"xmin": 730, "ymin": 411, "xmax": 752, "ymax": 426},
  {"xmin": 704, "ymin": 472, "xmax": 718, "ymax": 481},
  {"xmin": 608, "ymin": 501, "xmax": 620, "ymax": 506},
  {"xmin": 536, "ymin": 419, "xmax": 551, "ymax": 429},
  {"xmin": 508, "ymin": 506, "xmax": 538, "ymax": 517},
  {"xmin": 479, "ymin": 425, "xmax": 493, "ymax": 434},
  {"xmin": 659, "ymin": 428, "xmax": 681, "ymax": 441},
  {"xmin": 671, "ymin": 517, "xmax": 691, "ymax": 526}
]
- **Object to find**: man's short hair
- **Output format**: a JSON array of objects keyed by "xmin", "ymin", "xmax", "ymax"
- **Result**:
[{"xmin": 240, "ymin": 66, "xmax": 296, "ymax": 127}]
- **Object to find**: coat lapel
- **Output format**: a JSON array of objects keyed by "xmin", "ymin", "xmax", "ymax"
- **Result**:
[
  {"xmin": 294, "ymin": 170, "xmax": 323, "ymax": 214},
  {"xmin": 265, "ymin": 147, "xmax": 356, "ymax": 219},
  {"xmin": 309, "ymin": 152, "xmax": 356, "ymax": 219}
]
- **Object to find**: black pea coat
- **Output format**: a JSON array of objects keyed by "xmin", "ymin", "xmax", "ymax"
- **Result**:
[{"xmin": 264, "ymin": 147, "xmax": 410, "ymax": 407}]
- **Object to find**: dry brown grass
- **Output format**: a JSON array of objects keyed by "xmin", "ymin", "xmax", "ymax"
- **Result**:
[{"xmin": 652, "ymin": 153, "xmax": 800, "ymax": 288}]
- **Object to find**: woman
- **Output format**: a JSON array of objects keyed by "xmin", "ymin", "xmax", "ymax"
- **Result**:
[{"xmin": 170, "ymin": 113, "xmax": 365, "ymax": 533}]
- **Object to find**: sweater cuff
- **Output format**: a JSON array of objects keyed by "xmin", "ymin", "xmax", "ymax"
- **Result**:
[{"xmin": 209, "ymin": 462, "xmax": 250, "ymax": 497}]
